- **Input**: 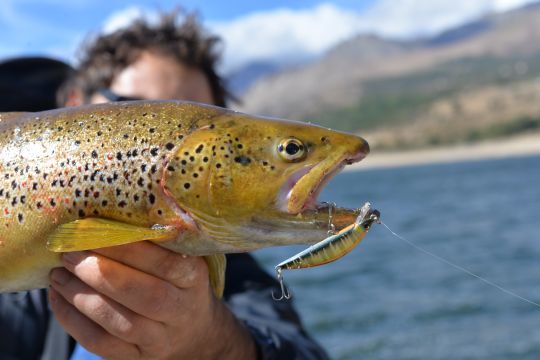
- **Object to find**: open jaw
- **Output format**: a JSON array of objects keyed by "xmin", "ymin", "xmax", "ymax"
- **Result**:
[{"xmin": 276, "ymin": 152, "xmax": 367, "ymax": 230}]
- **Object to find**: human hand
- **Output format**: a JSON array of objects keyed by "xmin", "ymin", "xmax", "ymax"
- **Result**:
[{"xmin": 48, "ymin": 241, "xmax": 256, "ymax": 359}]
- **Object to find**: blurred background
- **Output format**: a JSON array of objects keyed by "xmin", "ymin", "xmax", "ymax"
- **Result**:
[{"xmin": 2, "ymin": 0, "xmax": 540, "ymax": 358}]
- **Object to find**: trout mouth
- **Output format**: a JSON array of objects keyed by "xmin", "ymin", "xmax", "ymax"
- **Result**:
[{"xmin": 277, "ymin": 151, "xmax": 367, "ymax": 217}]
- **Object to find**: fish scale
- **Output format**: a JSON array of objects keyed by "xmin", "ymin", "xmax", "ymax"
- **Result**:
[{"xmin": 0, "ymin": 100, "xmax": 371, "ymax": 294}]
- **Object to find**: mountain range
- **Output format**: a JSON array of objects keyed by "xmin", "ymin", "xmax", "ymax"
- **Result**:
[{"xmin": 231, "ymin": 2, "xmax": 540, "ymax": 149}]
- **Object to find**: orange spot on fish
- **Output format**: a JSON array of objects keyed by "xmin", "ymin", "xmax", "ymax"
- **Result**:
[
  {"xmin": 64, "ymin": 198, "xmax": 70, "ymax": 204},
  {"xmin": 4, "ymin": 208, "xmax": 9, "ymax": 215},
  {"xmin": 107, "ymin": 153, "xmax": 113, "ymax": 160},
  {"xmin": 21, "ymin": 181, "xmax": 27, "ymax": 188},
  {"xmin": 78, "ymin": 166, "xmax": 82, "ymax": 172}
]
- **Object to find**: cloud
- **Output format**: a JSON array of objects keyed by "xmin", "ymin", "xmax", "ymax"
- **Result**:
[
  {"xmin": 210, "ymin": 0, "xmax": 539, "ymax": 72},
  {"xmin": 209, "ymin": 4, "xmax": 360, "ymax": 72},
  {"xmin": 101, "ymin": 6, "xmax": 155, "ymax": 34}
]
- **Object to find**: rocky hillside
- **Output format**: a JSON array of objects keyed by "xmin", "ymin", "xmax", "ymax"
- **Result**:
[{"xmin": 237, "ymin": 2, "xmax": 540, "ymax": 149}]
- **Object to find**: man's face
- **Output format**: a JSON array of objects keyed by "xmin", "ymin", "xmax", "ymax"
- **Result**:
[{"xmin": 90, "ymin": 51, "xmax": 215, "ymax": 105}]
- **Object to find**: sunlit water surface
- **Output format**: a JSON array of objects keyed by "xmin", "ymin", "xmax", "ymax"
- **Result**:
[{"xmin": 255, "ymin": 155, "xmax": 540, "ymax": 359}]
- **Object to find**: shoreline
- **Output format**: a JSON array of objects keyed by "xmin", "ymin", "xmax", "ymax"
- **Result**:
[{"xmin": 347, "ymin": 133, "xmax": 540, "ymax": 171}]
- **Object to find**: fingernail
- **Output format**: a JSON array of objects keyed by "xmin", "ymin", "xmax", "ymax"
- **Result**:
[
  {"xmin": 50, "ymin": 268, "xmax": 71, "ymax": 286},
  {"xmin": 62, "ymin": 251, "xmax": 84, "ymax": 266}
]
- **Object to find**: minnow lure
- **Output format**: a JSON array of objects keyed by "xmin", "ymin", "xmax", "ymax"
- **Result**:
[{"xmin": 273, "ymin": 202, "xmax": 380, "ymax": 300}]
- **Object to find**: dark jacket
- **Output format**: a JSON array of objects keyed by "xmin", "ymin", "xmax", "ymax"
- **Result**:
[{"xmin": 0, "ymin": 254, "xmax": 329, "ymax": 360}]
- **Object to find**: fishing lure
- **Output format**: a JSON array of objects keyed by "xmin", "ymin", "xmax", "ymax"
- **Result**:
[{"xmin": 273, "ymin": 202, "xmax": 380, "ymax": 300}]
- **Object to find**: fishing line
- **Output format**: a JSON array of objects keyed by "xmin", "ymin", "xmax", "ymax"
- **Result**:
[{"xmin": 380, "ymin": 221, "xmax": 540, "ymax": 309}]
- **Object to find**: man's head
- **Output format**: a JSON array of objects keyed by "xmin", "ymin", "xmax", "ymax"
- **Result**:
[{"xmin": 66, "ymin": 12, "xmax": 229, "ymax": 107}]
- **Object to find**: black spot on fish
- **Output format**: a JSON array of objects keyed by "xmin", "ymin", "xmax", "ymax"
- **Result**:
[
  {"xmin": 132, "ymin": 149, "xmax": 138, "ymax": 157},
  {"xmin": 181, "ymin": 160, "xmax": 187, "ymax": 165},
  {"xmin": 216, "ymin": 163, "xmax": 222, "ymax": 169},
  {"xmin": 118, "ymin": 200, "xmax": 127, "ymax": 208},
  {"xmin": 97, "ymin": 131, "xmax": 102, "ymax": 136},
  {"xmin": 116, "ymin": 188, "xmax": 121, "ymax": 196},
  {"xmin": 93, "ymin": 191, "xmax": 100, "ymax": 198},
  {"xmin": 165, "ymin": 143, "xmax": 174, "ymax": 150},
  {"xmin": 11, "ymin": 197, "xmax": 17, "ymax": 206},
  {"xmin": 237, "ymin": 144, "xmax": 243, "ymax": 149},
  {"xmin": 193, "ymin": 173, "xmax": 199, "ymax": 178},
  {"xmin": 184, "ymin": 183, "xmax": 191, "ymax": 189},
  {"xmin": 189, "ymin": 156, "xmax": 195, "ymax": 162},
  {"xmin": 11, "ymin": 180, "xmax": 17, "ymax": 189},
  {"xmin": 195, "ymin": 144, "xmax": 204, "ymax": 153},
  {"xmin": 141, "ymin": 164, "xmax": 147, "ymax": 173},
  {"xmin": 133, "ymin": 194, "xmax": 140, "ymax": 202},
  {"xmin": 150, "ymin": 148, "xmax": 159, "ymax": 156},
  {"xmin": 137, "ymin": 177, "xmax": 145, "ymax": 186},
  {"xmin": 149, "ymin": 193, "xmax": 155, "ymax": 204},
  {"xmin": 157, "ymin": 209, "xmax": 163, "ymax": 215},
  {"xmin": 18, "ymin": 213, "xmax": 23, "ymax": 223},
  {"xmin": 203, "ymin": 157, "xmax": 209, "ymax": 163},
  {"xmin": 50, "ymin": 199, "xmax": 56, "ymax": 207},
  {"xmin": 20, "ymin": 196, "xmax": 26, "ymax": 204},
  {"xmin": 79, "ymin": 209, "xmax": 85, "ymax": 217},
  {"xmin": 36, "ymin": 201, "xmax": 42, "ymax": 209},
  {"xmin": 91, "ymin": 150, "xmax": 98, "ymax": 159},
  {"xmin": 123, "ymin": 134, "xmax": 129, "ymax": 139},
  {"xmin": 116, "ymin": 152, "xmax": 123, "ymax": 160},
  {"xmin": 167, "ymin": 166, "xmax": 175, "ymax": 172},
  {"xmin": 234, "ymin": 156, "xmax": 251, "ymax": 166},
  {"xmin": 149, "ymin": 128, "xmax": 155, "ymax": 133},
  {"xmin": 209, "ymin": 124, "xmax": 215, "ymax": 129},
  {"xmin": 101, "ymin": 200, "xmax": 108, "ymax": 206},
  {"xmin": 150, "ymin": 165, "xmax": 157, "ymax": 174},
  {"xmin": 75, "ymin": 189, "xmax": 81, "ymax": 197}
]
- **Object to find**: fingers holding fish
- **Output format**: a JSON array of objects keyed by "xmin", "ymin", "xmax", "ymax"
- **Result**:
[
  {"xmin": 50, "ymin": 248, "xmax": 254, "ymax": 359},
  {"xmin": 57, "ymin": 250, "xmax": 199, "ymax": 322},
  {"xmin": 50, "ymin": 267, "xmax": 165, "ymax": 350},
  {"xmin": 48, "ymin": 286, "xmax": 141, "ymax": 359},
  {"xmin": 92, "ymin": 241, "xmax": 208, "ymax": 291}
]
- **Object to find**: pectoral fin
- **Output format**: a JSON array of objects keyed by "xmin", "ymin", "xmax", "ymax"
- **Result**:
[
  {"xmin": 203, "ymin": 254, "xmax": 227, "ymax": 299},
  {"xmin": 47, "ymin": 218, "xmax": 178, "ymax": 252}
]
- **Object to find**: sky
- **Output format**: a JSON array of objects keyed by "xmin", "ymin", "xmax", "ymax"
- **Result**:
[{"xmin": 0, "ymin": 0, "xmax": 538, "ymax": 73}]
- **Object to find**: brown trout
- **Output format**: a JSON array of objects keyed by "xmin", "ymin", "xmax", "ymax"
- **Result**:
[{"xmin": 0, "ymin": 101, "xmax": 369, "ymax": 296}]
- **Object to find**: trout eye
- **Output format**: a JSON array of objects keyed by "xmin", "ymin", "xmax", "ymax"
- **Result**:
[{"xmin": 278, "ymin": 138, "xmax": 306, "ymax": 162}]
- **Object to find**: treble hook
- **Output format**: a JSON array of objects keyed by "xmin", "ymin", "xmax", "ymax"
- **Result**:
[{"xmin": 272, "ymin": 267, "xmax": 292, "ymax": 301}]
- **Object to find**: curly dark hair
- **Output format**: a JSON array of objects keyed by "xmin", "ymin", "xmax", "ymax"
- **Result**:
[{"xmin": 73, "ymin": 11, "xmax": 230, "ymax": 107}]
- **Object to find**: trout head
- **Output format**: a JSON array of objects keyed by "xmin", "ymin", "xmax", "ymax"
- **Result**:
[{"xmin": 162, "ymin": 109, "xmax": 369, "ymax": 253}]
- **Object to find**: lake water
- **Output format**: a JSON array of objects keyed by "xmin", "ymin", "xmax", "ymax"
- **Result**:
[{"xmin": 255, "ymin": 154, "xmax": 540, "ymax": 359}]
